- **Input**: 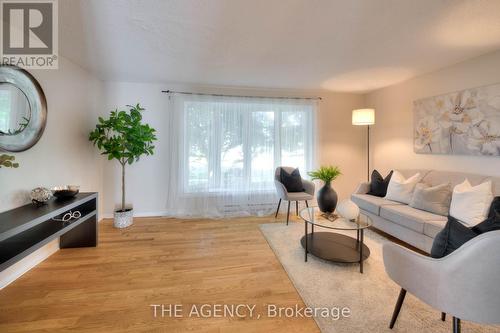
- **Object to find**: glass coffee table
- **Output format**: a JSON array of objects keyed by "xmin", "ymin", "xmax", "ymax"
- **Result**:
[{"xmin": 299, "ymin": 206, "xmax": 372, "ymax": 273}]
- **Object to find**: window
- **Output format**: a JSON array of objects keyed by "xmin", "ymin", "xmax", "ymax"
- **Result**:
[{"xmin": 183, "ymin": 97, "xmax": 315, "ymax": 194}]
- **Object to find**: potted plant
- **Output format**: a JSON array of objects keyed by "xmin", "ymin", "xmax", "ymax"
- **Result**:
[
  {"xmin": 89, "ymin": 104, "xmax": 156, "ymax": 228},
  {"xmin": 0, "ymin": 154, "xmax": 19, "ymax": 169},
  {"xmin": 308, "ymin": 166, "xmax": 342, "ymax": 213}
]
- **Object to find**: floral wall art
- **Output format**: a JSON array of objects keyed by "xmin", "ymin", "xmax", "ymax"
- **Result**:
[{"xmin": 414, "ymin": 83, "xmax": 500, "ymax": 156}]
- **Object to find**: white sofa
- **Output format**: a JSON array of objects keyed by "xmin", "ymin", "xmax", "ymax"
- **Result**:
[{"xmin": 351, "ymin": 169, "xmax": 500, "ymax": 253}]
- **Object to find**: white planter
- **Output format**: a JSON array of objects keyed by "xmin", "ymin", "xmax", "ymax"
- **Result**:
[{"xmin": 114, "ymin": 209, "xmax": 133, "ymax": 228}]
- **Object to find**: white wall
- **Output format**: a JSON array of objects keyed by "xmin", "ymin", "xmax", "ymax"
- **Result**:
[
  {"xmin": 365, "ymin": 50, "xmax": 500, "ymax": 178},
  {"xmin": 0, "ymin": 57, "xmax": 104, "ymax": 213},
  {"xmin": 101, "ymin": 82, "xmax": 169, "ymax": 216},
  {"xmin": 100, "ymin": 82, "xmax": 365, "ymax": 217},
  {"xmin": 317, "ymin": 92, "xmax": 367, "ymax": 196},
  {"xmin": 0, "ymin": 57, "xmax": 104, "ymax": 288}
]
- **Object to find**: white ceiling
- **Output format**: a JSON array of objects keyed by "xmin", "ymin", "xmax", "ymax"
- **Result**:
[{"xmin": 60, "ymin": 0, "xmax": 500, "ymax": 92}]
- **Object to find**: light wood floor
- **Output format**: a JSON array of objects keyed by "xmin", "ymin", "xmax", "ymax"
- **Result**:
[{"xmin": 0, "ymin": 215, "xmax": 319, "ymax": 333}]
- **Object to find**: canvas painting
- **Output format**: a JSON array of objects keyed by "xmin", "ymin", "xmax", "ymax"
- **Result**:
[{"xmin": 414, "ymin": 83, "xmax": 500, "ymax": 156}]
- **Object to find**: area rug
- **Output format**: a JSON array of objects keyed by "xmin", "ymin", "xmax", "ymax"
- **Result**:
[{"xmin": 259, "ymin": 222, "xmax": 499, "ymax": 333}]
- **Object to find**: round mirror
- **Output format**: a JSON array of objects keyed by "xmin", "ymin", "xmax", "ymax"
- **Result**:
[{"xmin": 0, "ymin": 66, "xmax": 47, "ymax": 152}]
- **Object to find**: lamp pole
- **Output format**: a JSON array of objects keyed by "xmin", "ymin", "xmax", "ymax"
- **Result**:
[
  {"xmin": 352, "ymin": 108, "xmax": 375, "ymax": 183},
  {"xmin": 367, "ymin": 125, "xmax": 370, "ymax": 182}
]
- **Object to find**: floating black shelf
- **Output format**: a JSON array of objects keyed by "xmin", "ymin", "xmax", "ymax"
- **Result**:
[{"xmin": 0, "ymin": 193, "xmax": 98, "ymax": 271}]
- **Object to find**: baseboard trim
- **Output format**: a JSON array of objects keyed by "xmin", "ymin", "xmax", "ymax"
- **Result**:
[{"xmin": 101, "ymin": 211, "xmax": 169, "ymax": 219}]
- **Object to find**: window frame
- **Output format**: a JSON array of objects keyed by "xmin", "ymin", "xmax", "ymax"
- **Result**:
[{"xmin": 182, "ymin": 98, "xmax": 315, "ymax": 195}]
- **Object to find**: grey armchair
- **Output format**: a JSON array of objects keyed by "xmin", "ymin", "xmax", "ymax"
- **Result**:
[
  {"xmin": 274, "ymin": 167, "xmax": 315, "ymax": 225},
  {"xmin": 383, "ymin": 230, "xmax": 500, "ymax": 333}
]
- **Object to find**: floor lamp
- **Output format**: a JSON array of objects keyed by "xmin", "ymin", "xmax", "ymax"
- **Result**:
[{"xmin": 352, "ymin": 109, "xmax": 375, "ymax": 182}]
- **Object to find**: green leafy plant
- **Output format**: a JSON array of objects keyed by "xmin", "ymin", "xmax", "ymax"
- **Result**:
[
  {"xmin": 308, "ymin": 166, "xmax": 342, "ymax": 184},
  {"xmin": 0, "ymin": 154, "xmax": 19, "ymax": 168},
  {"xmin": 89, "ymin": 104, "xmax": 157, "ymax": 212}
]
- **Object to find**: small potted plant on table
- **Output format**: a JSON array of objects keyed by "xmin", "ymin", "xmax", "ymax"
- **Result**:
[
  {"xmin": 89, "ymin": 104, "xmax": 156, "ymax": 228},
  {"xmin": 308, "ymin": 166, "xmax": 342, "ymax": 213}
]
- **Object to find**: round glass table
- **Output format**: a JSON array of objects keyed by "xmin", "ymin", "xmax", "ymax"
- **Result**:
[{"xmin": 299, "ymin": 206, "xmax": 372, "ymax": 273}]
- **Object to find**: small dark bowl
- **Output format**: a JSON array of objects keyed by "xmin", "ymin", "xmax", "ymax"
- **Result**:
[{"xmin": 52, "ymin": 189, "xmax": 79, "ymax": 200}]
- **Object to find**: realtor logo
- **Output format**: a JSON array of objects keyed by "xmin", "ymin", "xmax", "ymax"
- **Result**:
[{"xmin": 1, "ymin": 0, "xmax": 58, "ymax": 69}]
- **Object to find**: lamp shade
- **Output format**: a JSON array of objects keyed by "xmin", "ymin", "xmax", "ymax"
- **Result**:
[{"xmin": 352, "ymin": 109, "xmax": 375, "ymax": 125}]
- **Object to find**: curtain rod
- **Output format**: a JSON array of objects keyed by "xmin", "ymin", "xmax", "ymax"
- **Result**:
[{"xmin": 162, "ymin": 90, "xmax": 322, "ymax": 101}]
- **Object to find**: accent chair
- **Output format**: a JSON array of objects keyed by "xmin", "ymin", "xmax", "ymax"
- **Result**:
[
  {"xmin": 274, "ymin": 166, "xmax": 315, "ymax": 225},
  {"xmin": 383, "ymin": 230, "xmax": 500, "ymax": 333}
]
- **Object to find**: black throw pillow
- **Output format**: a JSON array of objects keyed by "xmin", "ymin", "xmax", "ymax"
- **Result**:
[
  {"xmin": 280, "ymin": 168, "xmax": 304, "ymax": 193},
  {"xmin": 430, "ymin": 216, "xmax": 479, "ymax": 258},
  {"xmin": 367, "ymin": 170, "xmax": 393, "ymax": 197},
  {"xmin": 472, "ymin": 197, "xmax": 500, "ymax": 234}
]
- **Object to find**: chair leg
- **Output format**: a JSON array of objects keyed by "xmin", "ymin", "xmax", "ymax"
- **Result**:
[
  {"xmin": 389, "ymin": 288, "xmax": 407, "ymax": 329},
  {"xmin": 441, "ymin": 312, "xmax": 446, "ymax": 321},
  {"xmin": 295, "ymin": 201, "xmax": 299, "ymax": 215},
  {"xmin": 275, "ymin": 199, "xmax": 281, "ymax": 218},
  {"xmin": 305, "ymin": 200, "xmax": 309, "ymax": 208},
  {"xmin": 453, "ymin": 317, "xmax": 461, "ymax": 333},
  {"xmin": 286, "ymin": 201, "xmax": 291, "ymax": 225}
]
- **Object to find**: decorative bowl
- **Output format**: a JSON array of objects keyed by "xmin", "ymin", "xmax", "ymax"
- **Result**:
[
  {"xmin": 30, "ymin": 187, "xmax": 52, "ymax": 205},
  {"xmin": 52, "ymin": 185, "xmax": 80, "ymax": 200}
]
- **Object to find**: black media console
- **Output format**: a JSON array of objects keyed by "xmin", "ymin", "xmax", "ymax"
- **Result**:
[{"xmin": 0, "ymin": 192, "xmax": 98, "ymax": 271}]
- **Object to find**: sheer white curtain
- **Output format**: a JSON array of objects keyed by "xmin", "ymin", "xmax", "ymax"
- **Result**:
[{"xmin": 165, "ymin": 93, "xmax": 317, "ymax": 218}]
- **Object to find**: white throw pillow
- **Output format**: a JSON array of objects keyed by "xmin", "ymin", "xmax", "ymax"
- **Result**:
[
  {"xmin": 384, "ymin": 171, "xmax": 421, "ymax": 204},
  {"xmin": 450, "ymin": 179, "xmax": 493, "ymax": 227}
]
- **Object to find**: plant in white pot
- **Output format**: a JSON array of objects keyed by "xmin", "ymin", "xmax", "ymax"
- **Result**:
[{"xmin": 89, "ymin": 104, "xmax": 156, "ymax": 228}]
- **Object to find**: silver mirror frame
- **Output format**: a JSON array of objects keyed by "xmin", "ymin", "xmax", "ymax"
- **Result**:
[{"xmin": 0, "ymin": 65, "xmax": 47, "ymax": 152}]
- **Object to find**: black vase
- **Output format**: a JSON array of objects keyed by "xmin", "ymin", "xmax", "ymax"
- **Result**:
[{"xmin": 317, "ymin": 182, "xmax": 338, "ymax": 213}]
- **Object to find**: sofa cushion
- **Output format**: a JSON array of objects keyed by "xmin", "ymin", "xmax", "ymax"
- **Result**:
[
  {"xmin": 367, "ymin": 169, "xmax": 393, "ymax": 197},
  {"xmin": 430, "ymin": 216, "xmax": 479, "ymax": 258},
  {"xmin": 472, "ymin": 197, "xmax": 500, "ymax": 233},
  {"xmin": 351, "ymin": 193, "xmax": 402, "ymax": 215},
  {"xmin": 431, "ymin": 199, "xmax": 500, "ymax": 258},
  {"xmin": 380, "ymin": 204, "xmax": 447, "ymax": 234},
  {"xmin": 424, "ymin": 219, "xmax": 447, "ymax": 238},
  {"xmin": 280, "ymin": 168, "xmax": 304, "ymax": 192},
  {"xmin": 410, "ymin": 182, "xmax": 452, "ymax": 216},
  {"xmin": 385, "ymin": 171, "xmax": 422, "ymax": 204},
  {"xmin": 450, "ymin": 179, "xmax": 493, "ymax": 227}
]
